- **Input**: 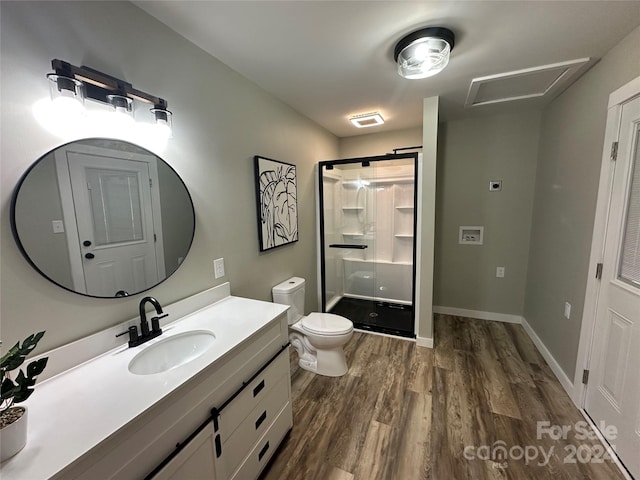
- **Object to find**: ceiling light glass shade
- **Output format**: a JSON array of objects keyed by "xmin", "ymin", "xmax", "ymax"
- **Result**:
[
  {"xmin": 151, "ymin": 107, "xmax": 173, "ymax": 138},
  {"xmin": 107, "ymin": 94, "xmax": 135, "ymax": 124},
  {"xmin": 47, "ymin": 74, "xmax": 85, "ymax": 116},
  {"xmin": 394, "ymin": 27, "xmax": 455, "ymax": 79}
]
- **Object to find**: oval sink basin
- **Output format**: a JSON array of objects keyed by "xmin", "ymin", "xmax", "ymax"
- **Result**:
[{"xmin": 128, "ymin": 330, "xmax": 216, "ymax": 375}]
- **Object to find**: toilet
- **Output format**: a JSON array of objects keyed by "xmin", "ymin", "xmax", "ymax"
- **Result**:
[{"xmin": 272, "ymin": 277, "xmax": 353, "ymax": 377}]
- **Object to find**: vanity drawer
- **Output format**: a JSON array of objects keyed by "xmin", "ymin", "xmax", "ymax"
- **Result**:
[
  {"xmin": 216, "ymin": 374, "xmax": 290, "ymax": 477},
  {"xmin": 215, "ymin": 347, "xmax": 289, "ymax": 442},
  {"xmin": 229, "ymin": 401, "xmax": 292, "ymax": 480}
]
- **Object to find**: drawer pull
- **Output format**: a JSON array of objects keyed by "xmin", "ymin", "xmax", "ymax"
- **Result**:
[
  {"xmin": 214, "ymin": 434, "xmax": 222, "ymax": 458},
  {"xmin": 258, "ymin": 441, "xmax": 270, "ymax": 461},
  {"xmin": 253, "ymin": 379, "xmax": 265, "ymax": 397},
  {"xmin": 255, "ymin": 410, "xmax": 267, "ymax": 430}
]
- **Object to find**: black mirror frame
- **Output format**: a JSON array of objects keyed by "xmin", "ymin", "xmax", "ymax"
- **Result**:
[{"xmin": 10, "ymin": 138, "xmax": 196, "ymax": 299}]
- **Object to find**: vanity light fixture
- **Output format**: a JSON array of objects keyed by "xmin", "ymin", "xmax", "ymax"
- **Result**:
[
  {"xmin": 47, "ymin": 74, "xmax": 85, "ymax": 118},
  {"xmin": 107, "ymin": 94, "xmax": 135, "ymax": 123},
  {"xmin": 45, "ymin": 59, "xmax": 173, "ymax": 136},
  {"xmin": 349, "ymin": 112, "xmax": 385, "ymax": 128},
  {"xmin": 394, "ymin": 27, "xmax": 455, "ymax": 79}
]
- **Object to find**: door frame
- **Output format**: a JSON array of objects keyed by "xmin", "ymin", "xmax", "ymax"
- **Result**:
[{"xmin": 575, "ymin": 75, "xmax": 640, "ymax": 407}]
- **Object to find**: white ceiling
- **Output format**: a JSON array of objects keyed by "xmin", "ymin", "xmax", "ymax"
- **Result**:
[{"xmin": 135, "ymin": 1, "xmax": 640, "ymax": 138}]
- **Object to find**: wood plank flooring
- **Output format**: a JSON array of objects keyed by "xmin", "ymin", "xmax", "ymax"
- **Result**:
[{"xmin": 260, "ymin": 314, "xmax": 626, "ymax": 480}]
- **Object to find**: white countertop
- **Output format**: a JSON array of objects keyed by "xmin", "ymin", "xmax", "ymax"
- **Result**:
[{"xmin": 0, "ymin": 293, "xmax": 288, "ymax": 480}]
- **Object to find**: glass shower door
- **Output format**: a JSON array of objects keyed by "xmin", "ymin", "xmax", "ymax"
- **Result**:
[
  {"xmin": 319, "ymin": 154, "xmax": 417, "ymax": 338},
  {"xmin": 321, "ymin": 161, "xmax": 376, "ymax": 312}
]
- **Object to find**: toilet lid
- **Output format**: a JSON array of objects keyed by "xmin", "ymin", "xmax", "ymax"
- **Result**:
[{"xmin": 302, "ymin": 313, "xmax": 353, "ymax": 335}]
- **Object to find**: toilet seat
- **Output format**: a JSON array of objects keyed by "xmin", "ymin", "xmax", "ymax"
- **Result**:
[{"xmin": 301, "ymin": 313, "xmax": 353, "ymax": 336}]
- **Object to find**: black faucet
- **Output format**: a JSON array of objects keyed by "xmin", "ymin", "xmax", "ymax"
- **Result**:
[{"xmin": 116, "ymin": 296, "xmax": 168, "ymax": 348}]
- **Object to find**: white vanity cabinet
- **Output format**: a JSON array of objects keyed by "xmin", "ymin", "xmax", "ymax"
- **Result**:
[
  {"xmin": 151, "ymin": 423, "xmax": 217, "ymax": 480},
  {"xmin": 52, "ymin": 307, "xmax": 292, "ymax": 480},
  {"xmin": 149, "ymin": 346, "xmax": 292, "ymax": 480}
]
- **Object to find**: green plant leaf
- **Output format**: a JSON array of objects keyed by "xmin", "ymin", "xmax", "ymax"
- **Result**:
[
  {"xmin": 27, "ymin": 358, "xmax": 48, "ymax": 378},
  {"xmin": 12, "ymin": 387, "xmax": 34, "ymax": 403},
  {"xmin": 1, "ymin": 377, "xmax": 17, "ymax": 400},
  {"xmin": 0, "ymin": 343, "xmax": 23, "ymax": 371}
]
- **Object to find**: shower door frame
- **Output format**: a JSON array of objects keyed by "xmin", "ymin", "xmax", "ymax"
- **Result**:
[{"xmin": 317, "ymin": 153, "xmax": 419, "ymax": 338}]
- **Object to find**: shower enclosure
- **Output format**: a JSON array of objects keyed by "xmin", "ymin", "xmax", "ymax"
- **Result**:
[{"xmin": 319, "ymin": 153, "xmax": 418, "ymax": 338}]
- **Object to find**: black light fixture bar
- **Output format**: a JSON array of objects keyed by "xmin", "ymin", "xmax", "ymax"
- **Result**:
[{"xmin": 51, "ymin": 59, "xmax": 168, "ymax": 109}]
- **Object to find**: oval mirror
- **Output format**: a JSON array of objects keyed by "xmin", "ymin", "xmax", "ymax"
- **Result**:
[{"xmin": 11, "ymin": 138, "xmax": 195, "ymax": 298}]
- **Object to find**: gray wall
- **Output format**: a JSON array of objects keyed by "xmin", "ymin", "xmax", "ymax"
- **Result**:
[
  {"xmin": 13, "ymin": 152, "xmax": 73, "ymax": 290},
  {"xmin": 524, "ymin": 25, "xmax": 640, "ymax": 380},
  {"xmin": 338, "ymin": 127, "xmax": 422, "ymax": 158},
  {"xmin": 436, "ymin": 112, "xmax": 540, "ymax": 314},
  {"xmin": 336, "ymin": 112, "xmax": 541, "ymax": 318},
  {"xmin": 157, "ymin": 159, "xmax": 194, "ymax": 275},
  {"xmin": 0, "ymin": 1, "xmax": 338, "ymax": 354}
]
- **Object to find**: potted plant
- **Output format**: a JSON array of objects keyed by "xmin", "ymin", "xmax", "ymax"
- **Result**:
[{"xmin": 0, "ymin": 332, "xmax": 48, "ymax": 462}]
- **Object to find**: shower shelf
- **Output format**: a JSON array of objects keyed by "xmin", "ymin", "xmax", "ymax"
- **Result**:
[
  {"xmin": 342, "ymin": 206, "xmax": 364, "ymax": 210},
  {"xmin": 394, "ymin": 234, "xmax": 414, "ymax": 238},
  {"xmin": 395, "ymin": 206, "xmax": 414, "ymax": 210},
  {"xmin": 342, "ymin": 232, "xmax": 365, "ymax": 236}
]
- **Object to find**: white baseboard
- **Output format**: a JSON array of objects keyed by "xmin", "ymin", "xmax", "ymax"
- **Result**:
[
  {"xmin": 416, "ymin": 336, "xmax": 433, "ymax": 348},
  {"xmin": 433, "ymin": 306, "xmax": 524, "ymax": 324},
  {"xmin": 521, "ymin": 317, "xmax": 575, "ymax": 396}
]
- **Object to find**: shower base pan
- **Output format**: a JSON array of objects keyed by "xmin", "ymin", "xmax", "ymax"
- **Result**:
[{"xmin": 328, "ymin": 297, "xmax": 414, "ymax": 338}]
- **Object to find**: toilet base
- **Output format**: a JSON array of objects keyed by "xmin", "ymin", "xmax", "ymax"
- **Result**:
[{"xmin": 289, "ymin": 331, "xmax": 350, "ymax": 377}]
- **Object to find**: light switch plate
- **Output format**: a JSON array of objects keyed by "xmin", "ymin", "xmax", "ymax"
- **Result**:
[
  {"xmin": 51, "ymin": 220, "xmax": 65, "ymax": 233},
  {"xmin": 496, "ymin": 267, "xmax": 505, "ymax": 278},
  {"xmin": 214, "ymin": 258, "xmax": 225, "ymax": 279}
]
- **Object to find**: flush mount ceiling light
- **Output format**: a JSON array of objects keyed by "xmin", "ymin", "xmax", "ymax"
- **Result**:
[
  {"xmin": 349, "ymin": 112, "xmax": 385, "ymax": 128},
  {"xmin": 43, "ymin": 59, "xmax": 173, "ymax": 137},
  {"xmin": 394, "ymin": 27, "xmax": 455, "ymax": 79}
]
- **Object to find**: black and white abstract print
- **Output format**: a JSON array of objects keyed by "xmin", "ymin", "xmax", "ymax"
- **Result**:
[{"xmin": 254, "ymin": 156, "xmax": 298, "ymax": 251}]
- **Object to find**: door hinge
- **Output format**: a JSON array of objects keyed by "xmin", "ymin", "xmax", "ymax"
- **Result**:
[
  {"xmin": 610, "ymin": 141, "xmax": 618, "ymax": 162},
  {"xmin": 582, "ymin": 369, "xmax": 590, "ymax": 385},
  {"xmin": 149, "ymin": 178, "xmax": 153, "ymax": 187},
  {"xmin": 154, "ymin": 233, "xmax": 157, "ymax": 243},
  {"xmin": 595, "ymin": 262, "xmax": 603, "ymax": 280}
]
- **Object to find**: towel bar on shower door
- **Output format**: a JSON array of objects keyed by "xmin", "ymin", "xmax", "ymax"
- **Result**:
[{"xmin": 328, "ymin": 244, "xmax": 368, "ymax": 249}]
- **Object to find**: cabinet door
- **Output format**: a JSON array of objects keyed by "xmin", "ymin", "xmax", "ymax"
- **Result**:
[{"xmin": 152, "ymin": 423, "xmax": 216, "ymax": 480}]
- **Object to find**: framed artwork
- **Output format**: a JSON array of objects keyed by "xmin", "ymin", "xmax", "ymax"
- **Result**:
[{"xmin": 254, "ymin": 156, "xmax": 299, "ymax": 251}]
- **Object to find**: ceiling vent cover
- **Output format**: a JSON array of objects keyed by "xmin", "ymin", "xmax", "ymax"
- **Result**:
[{"xmin": 465, "ymin": 58, "xmax": 592, "ymax": 107}]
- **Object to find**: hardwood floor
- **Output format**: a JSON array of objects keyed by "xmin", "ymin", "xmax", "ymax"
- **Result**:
[{"xmin": 260, "ymin": 315, "xmax": 626, "ymax": 480}]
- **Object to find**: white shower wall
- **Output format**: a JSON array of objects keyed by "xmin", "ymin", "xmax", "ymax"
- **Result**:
[{"xmin": 324, "ymin": 161, "xmax": 415, "ymax": 306}]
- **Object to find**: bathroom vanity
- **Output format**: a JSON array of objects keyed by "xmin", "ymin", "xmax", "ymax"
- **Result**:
[{"xmin": 0, "ymin": 284, "xmax": 292, "ymax": 480}]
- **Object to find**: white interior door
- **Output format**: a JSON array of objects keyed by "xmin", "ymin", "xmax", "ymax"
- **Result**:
[
  {"xmin": 586, "ymin": 94, "xmax": 640, "ymax": 479},
  {"xmin": 68, "ymin": 152, "xmax": 160, "ymax": 297}
]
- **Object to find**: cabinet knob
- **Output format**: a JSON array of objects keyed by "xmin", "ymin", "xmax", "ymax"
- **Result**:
[{"xmin": 84, "ymin": 253, "xmax": 95, "ymax": 259}]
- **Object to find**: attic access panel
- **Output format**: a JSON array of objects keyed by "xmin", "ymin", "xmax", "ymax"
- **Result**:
[{"xmin": 465, "ymin": 58, "xmax": 592, "ymax": 107}]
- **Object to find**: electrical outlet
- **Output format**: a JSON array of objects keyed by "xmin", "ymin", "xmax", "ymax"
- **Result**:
[
  {"xmin": 564, "ymin": 302, "xmax": 571, "ymax": 319},
  {"xmin": 496, "ymin": 267, "xmax": 505, "ymax": 278},
  {"xmin": 214, "ymin": 258, "xmax": 225, "ymax": 279}
]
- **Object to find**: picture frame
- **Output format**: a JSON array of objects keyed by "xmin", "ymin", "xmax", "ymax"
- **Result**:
[{"xmin": 254, "ymin": 156, "xmax": 299, "ymax": 251}]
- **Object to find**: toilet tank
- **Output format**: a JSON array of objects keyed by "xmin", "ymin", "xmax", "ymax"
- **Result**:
[{"xmin": 272, "ymin": 277, "xmax": 305, "ymax": 325}]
